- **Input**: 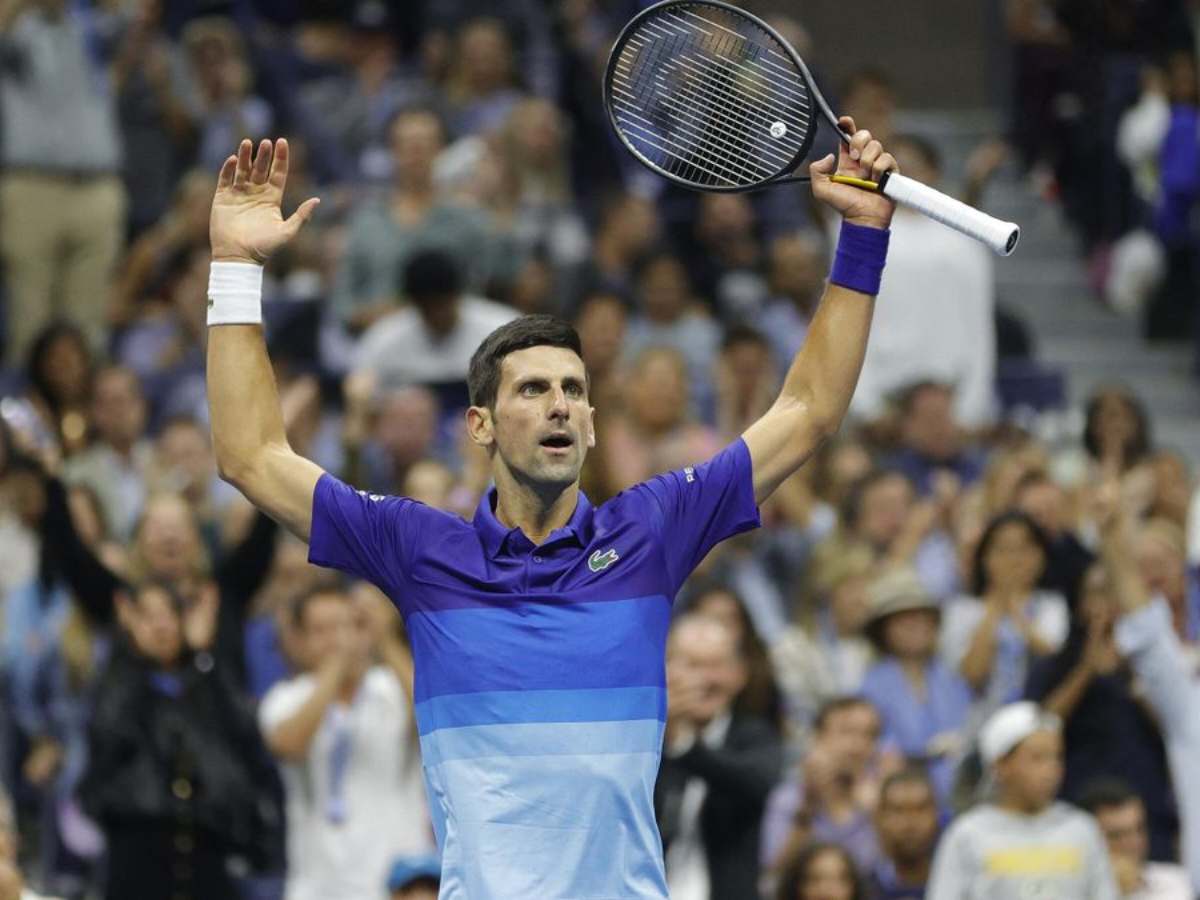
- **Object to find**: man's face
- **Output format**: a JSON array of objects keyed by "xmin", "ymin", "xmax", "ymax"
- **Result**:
[
  {"xmin": 391, "ymin": 112, "xmax": 444, "ymax": 181},
  {"xmin": 876, "ymin": 778, "xmax": 939, "ymax": 864},
  {"xmin": 901, "ymin": 386, "xmax": 958, "ymax": 461},
  {"xmin": 476, "ymin": 346, "xmax": 594, "ymax": 490},
  {"xmin": 997, "ymin": 729, "xmax": 1063, "ymax": 811},
  {"xmin": 666, "ymin": 618, "xmax": 746, "ymax": 725},
  {"xmin": 818, "ymin": 703, "xmax": 880, "ymax": 773},
  {"xmin": 1095, "ymin": 799, "xmax": 1149, "ymax": 867},
  {"xmin": 858, "ymin": 475, "xmax": 913, "ymax": 548},
  {"xmin": 92, "ymin": 370, "xmax": 146, "ymax": 448},
  {"xmin": 1015, "ymin": 480, "xmax": 1064, "ymax": 539},
  {"xmin": 769, "ymin": 234, "xmax": 824, "ymax": 307},
  {"xmin": 374, "ymin": 388, "xmax": 438, "ymax": 467},
  {"xmin": 300, "ymin": 594, "xmax": 355, "ymax": 671}
]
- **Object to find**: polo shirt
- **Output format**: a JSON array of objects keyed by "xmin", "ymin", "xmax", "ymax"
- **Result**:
[{"xmin": 307, "ymin": 438, "xmax": 761, "ymax": 899}]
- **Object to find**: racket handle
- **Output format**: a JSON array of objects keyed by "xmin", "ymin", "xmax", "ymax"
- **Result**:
[{"xmin": 880, "ymin": 173, "xmax": 1020, "ymax": 256}]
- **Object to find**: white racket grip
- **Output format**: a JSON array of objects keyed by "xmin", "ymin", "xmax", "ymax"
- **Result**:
[{"xmin": 880, "ymin": 173, "xmax": 1020, "ymax": 256}]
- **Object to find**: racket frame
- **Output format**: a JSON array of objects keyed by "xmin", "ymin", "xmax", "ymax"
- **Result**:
[{"xmin": 603, "ymin": 0, "xmax": 853, "ymax": 193}]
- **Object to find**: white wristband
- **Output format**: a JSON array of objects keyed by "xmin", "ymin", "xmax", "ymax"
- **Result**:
[{"xmin": 207, "ymin": 261, "xmax": 264, "ymax": 326}]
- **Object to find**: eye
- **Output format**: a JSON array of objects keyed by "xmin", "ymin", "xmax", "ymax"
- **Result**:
[
  {"xmin": 520, "ymin": 383, "xmax": 541, "ymax": 397},
  {"xmin": 565, "ymin": 383, "xmax": 583, "ymax": 398}
]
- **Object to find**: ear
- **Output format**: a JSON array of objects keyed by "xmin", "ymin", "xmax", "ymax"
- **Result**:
[
  {"xmin": 586, "ymin": 405, "xmax": 596, "ymax": 449},
  {"xmin": 466, "ymin": 405, "xmax": 495, "ymax": 450}
]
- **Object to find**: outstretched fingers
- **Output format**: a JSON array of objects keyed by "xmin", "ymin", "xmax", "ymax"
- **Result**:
[
  {"xmin": 250, "ymin": 139, "xmax": 273, "ymax": 185},
  {"xmin": 268, "ymin": 137, "xmax": 290, "ymax": 190},
  {"xmin": 216, "ymin": 155, "xmax": 237, "ymax": 191},
  {"xmin": 233, "ymin": 139, "xmax": 253, "ymax": 187}
]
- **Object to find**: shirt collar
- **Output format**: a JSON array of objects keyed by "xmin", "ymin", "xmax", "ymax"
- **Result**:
[{"xmin": 473, "ymin": 486, "xmax": 595, "ymax": 559}]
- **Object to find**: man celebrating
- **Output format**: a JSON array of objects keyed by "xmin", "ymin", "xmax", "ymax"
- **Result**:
[{"xmin": 205, "ymin": 122, "xmax": 896, "ymax": 898}]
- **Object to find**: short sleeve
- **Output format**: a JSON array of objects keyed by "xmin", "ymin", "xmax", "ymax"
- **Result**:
[
  {"xmin": 258, "ymin": 678, "xmax": 313, "ymax": 736},
  {"xmin": 1033, "ymin": 593, "xmax": 1069, "ymax": 650},
  {"xmin": 631, "ymin": 438, "xmax": 761, "ymax": 592},
  {"xmin": 307, "ymin": 473, "xmax": 433, "ymax": 595},
  {"xmin": 939, "ymin": 598, "xmax": 984, "ymax": 671}
]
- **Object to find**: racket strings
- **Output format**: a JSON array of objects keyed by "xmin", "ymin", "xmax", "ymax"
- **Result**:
[{"xmin": 609, "ymin": 2, "xmax": 814, "ymax": 188}]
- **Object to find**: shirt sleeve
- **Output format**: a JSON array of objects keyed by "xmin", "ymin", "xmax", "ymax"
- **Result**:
[
  {"xmin": 258, "ymin": 679, "xmax": 312, "ymax": 736},
  {"xmin": 1083, "ymin": 816, "xmax": 1121, "ymax": 900},
  {"xmin": 631, "ymin": 438, "xmax": 761, "ymax": 593},
  {"xmin": 307, "ymin": 473, "xmax": 431, "ymax": 597},
  {"xmin": 939, "ymin": 599, "xmax": 982, "ymax": 672}
]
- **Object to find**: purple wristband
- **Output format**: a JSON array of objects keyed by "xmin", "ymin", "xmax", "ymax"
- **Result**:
[{"xmin": 829, "ymin": 220, "xmax": 890, "ymax": 295}]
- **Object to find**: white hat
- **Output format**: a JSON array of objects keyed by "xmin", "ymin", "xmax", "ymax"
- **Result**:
[{"xmin": 978, "ymin": 701, "xmax": 1061, "ymax": 766}]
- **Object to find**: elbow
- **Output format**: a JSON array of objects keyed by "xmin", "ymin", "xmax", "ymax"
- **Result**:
[{"xmin": 215, "ymin": 454, "xmax": 252, "ymax": 490}]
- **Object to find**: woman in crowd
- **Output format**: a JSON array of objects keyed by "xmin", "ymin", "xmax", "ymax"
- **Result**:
[{"xmin": 774, "ymin": 842, "xmax": 867, "ymax": 900}]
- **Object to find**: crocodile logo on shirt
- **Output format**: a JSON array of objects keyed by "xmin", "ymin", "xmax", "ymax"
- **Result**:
[{"xmin": 588, "ymin": 548, "xmax": 620, "ymax": 573}]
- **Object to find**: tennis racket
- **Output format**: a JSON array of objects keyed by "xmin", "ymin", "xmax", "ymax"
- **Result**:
[{"xmin": 603, "ymin": 0, "xmax": 1020, "ymax": 256}]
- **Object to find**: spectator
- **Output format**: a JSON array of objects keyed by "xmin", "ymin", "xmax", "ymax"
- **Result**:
[
  {"xmin": 1101, "ymin": 479, "xmax": 1200, "ymax": 892},
  {"xmin": 870, "ymin": 768, "xmax": 941, "ymax": 899},
  {"xmin": 62, "ymin": 366, "xmax": 152, "ymax": 542},
  {"xmin": 774, "ymin": 842, "xmax": 868, "ymax": 900},
  {"xmin": 715, "ymin": 326, "xmax": 779, "ymax": 441},
  {"xmin": 763, "ymin": 697, "xmax": 891, "ymax": 874},
  {"xmin": 685, "ymin": 193, "xmax": 766, "ymax": 320},
  {"xmin": 656, "ymin": 613, "xmax": 783, "ymax": 900},
  {"xmin": 603, "ymin": 347, "xmax": 722, "ymax": 492},
  {"xmin": 442, "ymin": 18, "xmax": 523, "ymax": 137},
  {"xmin": 0, "ymin": 0, "xmax": 125, "ymax": 362},
  {"xmin": 883, "ymin": 381, "xmax": 988, "ymax": 497},
  {"xmin": 259, "ymin": 584, "xmax": 432, "ymax": 900},
  {"xmin": 1079, "ymin": 778, "xmax": 1192, "ymax": 899},
  {"xmin": 623, "ymin": 251, "xmax": 722, "ymax": 410},
  {"xmin": 840, "ymin": 469, "xmax": 960, "ymax": 601},
  {"xmin": 1012, "ymin": 469, "xmax": 1094, "ymax": 610},
  {"xmin": 341, "ymin": 375, "xmax": 441, "ymax": 496},
  {"xmin": 332, "ymin": 108, "xmax": 496, "ymax": 333},
  {"xmin": 352, "ymin": 249, "xmax": 517, "ymax": 394},
  {"xmin": 1133, "ymin": 517, "xmax": 1193, "ymax": 644},
  {"xmin": 21, "ymin": 324, "xmax": 95, "ymax": 458},
  {"xmin": 756, "ymin": 231, "xmax": 829, "ymax": 376},
  {"xmin": 182, "ymin": 17, "xmax": 274, "ymax": 174},
  {"xmin": 847, "ymin": 135, "xmax": 996, "ymax": 429},
  {"xmin": 80, "ymin": 580, "xmax": 272, "ymax": 900},
  {"xmin": 386, "ymin": 853, "xmax": 440, "ymax": 900},
  {"xmin": 941, "ymin": 512, "xmax": 1068, "ymax": 723},
  {"xmin": 771, "ymin": 542, "xmax": 877, "ymax": 742},
  {"xmin": 1146, "ymin": 449, "xmax": 1192, "ymax": 530},
  {"xmin": 860, "ymin": 567, "xmax": 973, "ymax": 806},
  {"xmin": 571, "ymin": 192, "xmax": 661, "ymax": 311},
  {"xmin": 1025, "ymin": 560, "xmax": 1178, "ymax": 860},
  {"xmin": 926, "ymin": 701, "xmax": 1118, "ymax": 899},
  {"xmin": 1083, "ymin": 386, "xmax": 1153, "ymax": 475}
]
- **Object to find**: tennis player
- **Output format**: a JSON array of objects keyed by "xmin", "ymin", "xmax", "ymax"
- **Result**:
[{"xmin": 205, "ymin": 119, "xmax": 896, "ymax": 899}]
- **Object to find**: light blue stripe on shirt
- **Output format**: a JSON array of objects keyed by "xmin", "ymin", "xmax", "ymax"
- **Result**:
[
  {"xmin": 414, "ymin": 685, "xmax": 666, "ymax": 735},
  {"xmin": 420, "ymin": 718, "xmax": 665, "ymax": 766}
]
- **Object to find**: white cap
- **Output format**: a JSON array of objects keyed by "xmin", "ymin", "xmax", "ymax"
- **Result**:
[{"xmin": 978, "ymin": 701, "xmax": 1061, "ymax": 766}]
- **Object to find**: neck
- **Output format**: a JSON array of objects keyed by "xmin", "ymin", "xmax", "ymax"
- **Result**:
[
  {"xmin": 996, "ymin": 790, "xmax": 1047, "ymax": 816},
  {"xmin": 492, "ymin": 472, "xmax": 579, "ymax": 545},
  {"xmin": 892, "ymin": 855, "xmax": 932, "ymax": 886},
  {"xmin": 898, "ymin": 656, "xmax": 927, "ymax": 684},
  {"xmin": 395, "ymin": 180, "xmax": 434, "ymax": 204}
]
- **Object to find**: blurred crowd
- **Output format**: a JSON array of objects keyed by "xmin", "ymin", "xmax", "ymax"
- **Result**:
[{"xmin": 0, "ymin": 0, "xmax": 1198, "ymax": 899}]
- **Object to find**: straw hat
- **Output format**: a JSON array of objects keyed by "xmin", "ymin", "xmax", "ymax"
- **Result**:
[{"xmin": 864, "ymin": 567, "xmax": 939, "ymax": 628}]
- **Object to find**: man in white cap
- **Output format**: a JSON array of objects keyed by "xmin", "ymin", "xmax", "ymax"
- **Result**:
[{"xmin": 926, "ymin": 701, "xmax": 1118, "ymax": 899}]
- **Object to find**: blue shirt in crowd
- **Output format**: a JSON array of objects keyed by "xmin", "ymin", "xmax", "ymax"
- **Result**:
[{"xmin": 307, "ymin": 439, "xmax": 761, "ymax": 899}]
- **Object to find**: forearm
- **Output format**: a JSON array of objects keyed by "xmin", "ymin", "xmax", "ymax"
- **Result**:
[
  {"xmin": 778, "ymin": 281, "xmax": 876, "ymax": 435},
  {"xmin": 960, "ymin": 612, "xmax": 1001, "ymax": 690},
  {"xmin": 207, "ymin": 322, "xmax": 289, "ymax": 484},
  {"xmin": 1042, "ymin": 661, "xmax": 1093, "ymax": 719},
  {"xmin": 265, "ymin": 672, "xmax": 339, "ymax": 761}
]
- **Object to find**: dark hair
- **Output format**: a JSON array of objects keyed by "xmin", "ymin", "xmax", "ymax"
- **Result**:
[
  {"xmin": 402, "ymin": 249, "xmax": 463, "ymax": 304},
  {"xmin": 679, "ymin": 581, "xmax": 785, "ymax": 728},
  {"xmin": 1083, "ymin": 387, "xmax": 1151, "ymax": 468},
  {"xmin": 467, "ymin": 314, "xmax": 584, "ymax": 410},
  {"xmin": 291, "ymin": 584, "xmax": 350, "ymax": 629},
  {"xmin": 775, "ymin": 842, "xmax": 867, "ymax": 900},
  {"xmin": 25, "ymin": 321, "xmax": 93, "ymax": 414},
  {"xmin": 133, "ymin": 578, "xmax": 186, "ymax": 615},
  {"xmin": 892, "ymin": 133, "xmax": 942, "ymax": 175},
  {"xmin": 879, "ymin": 766, "xmax": 936, "ymax": 807},
  {"xmin": 721, "ymin": 323, "xmax": 770, "ymax": 353},
  {"xmin": 813, "ymin": 695, "xmax": 877, "ymax": 734},
  {"xmin": 1077, "ymin": 777, "xmax": 1140, "ymax": 816},
  {"xmin": 972, "ymin": 510, "xmax": 1051, "ymax": 596},
  {"xmin": 896, "ymin": 379, "xmax": 952, "ymax": 415},
  {"xmin": 840, "ymin": 468, "xmax": 912, "ymax": 531}
]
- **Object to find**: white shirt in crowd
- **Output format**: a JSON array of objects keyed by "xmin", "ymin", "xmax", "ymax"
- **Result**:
[
  {"xmin": 848, "ymin": 209, "xmax": 996, "ymax": 428},
  {"xmin": 664, "ymin": 712, "xmax": 733, "ymax": 900},
  {"xmin": 353, "ymin": 295, "xmax": 518, "ymax": 389},
  {"xmin": 259, "ymin": 666, "xmax": 434, "ymax": 900},
  {"xmin": 1128, "ymin": 861, "xmax": 1194, "ymax": 899}
]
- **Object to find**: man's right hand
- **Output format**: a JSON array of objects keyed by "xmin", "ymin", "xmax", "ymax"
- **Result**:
[{"xmin": 210, "ymin": 138, "xmax": 319, "ymax": 265}]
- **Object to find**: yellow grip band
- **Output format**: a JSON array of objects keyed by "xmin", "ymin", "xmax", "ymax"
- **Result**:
[{"xmin": 830, "ymin": 175, "xmax": 880, "ymax": 191}]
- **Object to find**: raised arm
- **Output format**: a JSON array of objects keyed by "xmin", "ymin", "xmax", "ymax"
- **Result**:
[
  {"xmin": 207, "ymin": 138, "xmax": 324, "ymax": 541},
  {"xmin": 743, "ymin": 117, "xmax": 897, "ymax": 503}
]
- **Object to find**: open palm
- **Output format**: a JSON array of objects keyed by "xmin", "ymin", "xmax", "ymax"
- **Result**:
[{"xmin": 209, "ymin": 138, "xmax": 319, "ymax": 264}]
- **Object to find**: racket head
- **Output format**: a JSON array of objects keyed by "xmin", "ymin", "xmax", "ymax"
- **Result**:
[{"xmin": 604, "ymin": 0, "xmax": 825, "ymax": 192}]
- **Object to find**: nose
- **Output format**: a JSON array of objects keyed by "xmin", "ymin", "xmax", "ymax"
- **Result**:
[{"xmin": 548, "ymin": 386, "xmax": 569, "ymax": 419}]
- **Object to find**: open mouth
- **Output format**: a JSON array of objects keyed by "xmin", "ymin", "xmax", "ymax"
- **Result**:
[{"xmin": 539, "ymin": 434, "xmax": 574, "ymax": 453}]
